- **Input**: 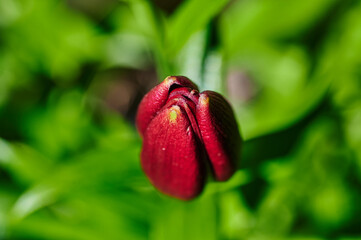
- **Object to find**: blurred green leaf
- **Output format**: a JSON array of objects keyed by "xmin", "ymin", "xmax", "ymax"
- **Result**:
[
  {"xmin": 167, "ymin": 0, "xmax": 230, "ymax": 55},
  {"xmin": 174, "ymin": 30, "xmax": 208, "ymax": 86},
  {"xmin": 23, "ymin": 90, "xmax": 92, "ymax": 159},
  {"xmin": 229, "ymin": 42, "xmax": 330, "ymax": 139},
  {"xmin": 126, "ymin": 0, "xmax": 171, "ymax": 78},
  {"xmin": 150, "ymin": 197, "xmax": 218, "ymax": 240},
  {"xmin": 220, "ymin": 0, "xmax": 338, "ymax": 53},
  {"xmin": 219, "ymin": 191, "xmax": 254, "ymax": 239},
  {"xmin": 2, "ymin": 0, "xmax": 101, "ymax": 82}
]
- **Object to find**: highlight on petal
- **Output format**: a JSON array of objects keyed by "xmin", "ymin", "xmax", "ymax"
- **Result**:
[
  {"xmin": 141, "ymin": 104, "xmax": 206, "ymax": 200},
  {"xmin": 196, "ymin": 91, "xmax": 242, "ymax": 181},
  {"xmin": 136, "ymin": 76, "xmax": 198, "ymax": 137}
]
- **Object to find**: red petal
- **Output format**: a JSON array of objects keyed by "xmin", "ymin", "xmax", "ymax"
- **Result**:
[
  {"xmin": 141, "ymin": 104, "xmax": 206, "ymax": 200},
  {"xmin": 136, "ymin": 76, "xmax": 198, "ymax": 137},
  {"xmin": 196, "ymin": 91, "xmax": 242, "ymax": 181}
]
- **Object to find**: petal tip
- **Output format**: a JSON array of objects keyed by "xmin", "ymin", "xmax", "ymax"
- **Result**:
[
  {"xmin": 199, "ymin": 93, "xmax": 209, "ymax": 106},
  {"xmin": 164, "ymin": 76, "xmax": 176, "ymax": 85}
]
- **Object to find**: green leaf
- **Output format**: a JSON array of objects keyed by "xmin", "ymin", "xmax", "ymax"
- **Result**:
[
  {"xmin": 220, "ymin": 0, "xmax": 338, "ymax": 53},
  {"xmin": 167, "ymin": 0, "xmax": 230, "ymax": 55},
  {"xmin": 150, "ymin": 197, "xmax": 218, "ymax": 240},
  {"xmin": 126, "ymin": 0, "xmax": 171, "ymax": 78}
]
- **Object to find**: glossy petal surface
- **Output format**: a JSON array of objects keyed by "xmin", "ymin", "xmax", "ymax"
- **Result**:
[
  {"xmin": 141, "ymin": 104, "xmax": 206, "ymax": 200},
  {"xmin": 196, "ymin": 91, "xmax": 242, "ymax": 181},
  {"xmin": 136, "ymin": 76, "xmax": 198, "ymax": 136},
  {"xmin": 137, "ymin": 76, "xmax": 242, "ymax": 200}
]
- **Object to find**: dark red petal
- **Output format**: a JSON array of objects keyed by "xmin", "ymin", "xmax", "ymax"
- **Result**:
[
  {"xmin": 141, "ymin": 104, "xmax": 206, "ymax": 200},
  {"xmin": 136, "ymin": 76, "xmax": 198, "ymax": 137},
  {"xmin": 168, "ymin": 87, "xmax": 200, "ymax": 104},
  {"xmin": 196, "ymin": 91, "xmax": 242, "ymax": 181}
]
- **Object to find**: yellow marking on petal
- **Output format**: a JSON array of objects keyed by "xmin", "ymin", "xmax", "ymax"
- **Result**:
[
  {"xmin": 169, "ymin": 106, "xmax": 181, "ymax": 123},
  {"xmin": 199, "ymin": 94, "xmax": 209, "ymax": 106},
  {"xmin": 164, "ymin": 76, "xmax": 176, "ymax": 85}
]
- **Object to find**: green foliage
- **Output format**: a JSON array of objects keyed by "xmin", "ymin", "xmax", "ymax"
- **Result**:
[{"xmin": 1, "ymin": 0, "xmax": 361, "ymax": 239}]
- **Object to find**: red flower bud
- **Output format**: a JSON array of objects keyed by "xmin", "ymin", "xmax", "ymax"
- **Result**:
[{"xmin": 136, "ymin": 76, "xmax": 242, "ymax": 200}]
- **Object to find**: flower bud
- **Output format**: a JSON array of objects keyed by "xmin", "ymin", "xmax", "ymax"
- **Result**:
[{"xmin": 136, "ymin": 76, "xmax": 242, "ymax": 200}]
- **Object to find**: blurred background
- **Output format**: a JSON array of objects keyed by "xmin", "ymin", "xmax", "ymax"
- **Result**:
[{"xmin": 1, "ymin": 0, "xmax": 361, "ymax": 239}]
